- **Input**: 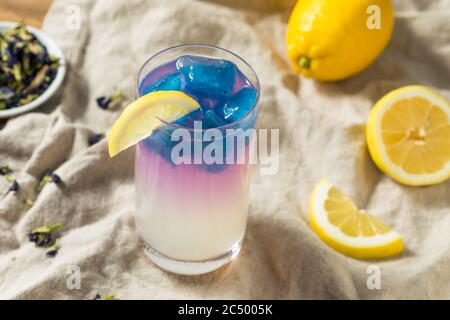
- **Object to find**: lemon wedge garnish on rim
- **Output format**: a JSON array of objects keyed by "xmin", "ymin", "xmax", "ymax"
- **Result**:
[
  {"xmin": 108, "ymin": 91, "xmax": 200, "ymax": 157},
  {"xmin": 367, "ymin": 85, "xmax": 450, "ymax": 186},
  {"xmin": 309, "ymin": 179, "xmax": 403, "ymax": 259}
]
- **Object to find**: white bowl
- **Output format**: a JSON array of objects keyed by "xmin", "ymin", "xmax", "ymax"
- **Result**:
[{"xmin": 0, "ymin": 22, "xmax": 66, "ymax": 119}]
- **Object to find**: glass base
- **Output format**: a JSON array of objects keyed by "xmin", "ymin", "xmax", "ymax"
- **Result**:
[{"xmin": 142, "ymin": 239, "xmax": 242, "ymax": 275}]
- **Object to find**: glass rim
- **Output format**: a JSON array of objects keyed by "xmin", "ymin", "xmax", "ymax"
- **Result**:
[{"xmin": 135, "ymin": 44, "xmax": 260, "ymax": 132}]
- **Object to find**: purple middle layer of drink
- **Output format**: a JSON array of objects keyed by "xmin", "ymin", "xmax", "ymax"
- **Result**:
[{"xmin": 135, "ymin": 55, "xmax": 259, "ymax": 261}]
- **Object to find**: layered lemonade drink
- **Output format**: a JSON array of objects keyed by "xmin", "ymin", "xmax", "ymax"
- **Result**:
[{"xmin": 134, "ymin": 45, "xmax": 260, "ymax": 274}]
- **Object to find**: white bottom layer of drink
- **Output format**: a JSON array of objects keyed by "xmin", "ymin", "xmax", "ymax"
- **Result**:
[{"xmin": 135, "ymin": 142, "xmax": 251, "ymax": 261}]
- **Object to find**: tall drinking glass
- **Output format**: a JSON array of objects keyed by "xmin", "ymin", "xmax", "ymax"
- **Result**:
[{"xmin": 135, "ymin": 45, "xmax": 260, "ymax": 275}]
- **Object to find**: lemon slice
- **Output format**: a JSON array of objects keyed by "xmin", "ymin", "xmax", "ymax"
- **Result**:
[
  {"xmin": 108, "ymin": 91, "xmax": 200, "ymax": 157},
  {"xmin": 367, "ymin": 85, "xmax": 450, "ymax": 186},
  {"xmin": 309, "ymin": 179, "xmax": 403, "ymax": 259}
]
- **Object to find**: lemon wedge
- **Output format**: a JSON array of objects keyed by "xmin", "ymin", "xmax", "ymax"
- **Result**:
[
  {"xmin": 309, "ymin": 179, "xmax": 403, "ymax": 259},
  {"xmin": 367, "ymin": 85, "xmax": 450, "ymax": 186},
  {"xmin": 108, "ymin": 91, "xmax": 200, "ymax": 157}
]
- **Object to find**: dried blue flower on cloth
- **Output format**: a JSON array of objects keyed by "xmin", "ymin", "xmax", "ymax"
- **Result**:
[
  {"xmin": 0, "ymin": 23, "xmax": 59, "ymax": 109},
  {"xmin": 0, "ymin": 164, "xmax": 19, "ymax": 194},
  {"xmin": 51, "ymin": 172, "xmax": 62, "ymax": 184},
  {"xmin": 36, "ymin": 170, "xmax": 62, "ymax": 192},
  {"xmin": 96, "ymin": 91, "xmax": 124, "ymax": 109},
  {"xmin": 8, "ymin": 180, "xmax": 19, "ymax": 192},
  {"xmin": 93, "ymin": 293, "xmax": 116, "ymax": 300},
  {"xmin": 88, "ymin": 133, "xmax": 105, "ymax": 146},
  {"xmin": 46, "ymin": 243, "xmax": 60, "ymax": 257},
  {"xmin": 28, "ymin": 223, "xmax": 62, "ymax": 247}
]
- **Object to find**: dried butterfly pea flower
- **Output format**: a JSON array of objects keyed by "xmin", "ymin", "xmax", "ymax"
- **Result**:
[
  {"xmin": 36, "ymin": 170, "xmax": 62, "ymax": 192},
  {"xmin": 94, "ymin": 293, "xmax": 116, "ymax": 300},
  {"xmin": 19, "ymin": 93, "xmax": 38, "ymax": 105},
  {"xmin": 0, "ymin": 87, "xmax": 15, "ymax": 100},
  {"xmin": 51, "ymin": 173, "xmax": 62, "ymax": 184},
  {"xmin": 8, "ymin": 180, "xmax": 19, "ymax": 192},
  {"xmin": 46, "ymin": 243, "xmax": 60, "ymax": 257},
  {"xmin": 0, "ymin": 23, "xmax": 59, "ymax": 110},
  {"xmin": 88, "ymin": 133, "xmax": 105, "ymax": 146},
  {"xmin": 96, "ymin": 91, "xmax": 124, "ymax": 109},
  {"xmin": 28, "ymin": 223, "xmax": 62, "ymax": 247},
  {"xmin": 0, "ymin": 165, "xmax": 19, "ymax": 194}
]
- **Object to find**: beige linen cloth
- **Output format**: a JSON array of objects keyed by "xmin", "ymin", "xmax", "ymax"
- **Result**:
[{"xmin": 0, "ymin": 0, "xmax": 449, "ymax": 299}]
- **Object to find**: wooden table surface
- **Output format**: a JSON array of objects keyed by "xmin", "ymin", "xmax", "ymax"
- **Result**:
[{"xmin": 0, "ymin": 0, "xmax": 53, "ymax": 28}]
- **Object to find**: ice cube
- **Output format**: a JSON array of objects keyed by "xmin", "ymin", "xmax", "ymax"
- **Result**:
[
  {"xmin": 202, "ymin": 109, "xmax": 227, "ymax": 129},
  {"xmin": 176, "ymin": 55, "xmax": 236, "ymax": 98},
  {"xmin": 143, "ymin": 126, "xmax": 177, "ymax": 165},
  {"xmin": 221, "ymin": 87, "xmax": 257, "ymax": 123},
  {"xmin": 175, "ymin": 108, "xmax": 203, "ymax": 128},
  {"xmin": 143, "ymin": 109, "xmax": 200, "ymax": 164},
  {"xmin": 143, "ymin": 72, "xmax": 185, "ymax": 95}
]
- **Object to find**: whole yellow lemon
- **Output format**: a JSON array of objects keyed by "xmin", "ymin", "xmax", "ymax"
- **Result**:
[{"xmin": 286, "ymin": 0, "xmax": 394, "ymax": 81}]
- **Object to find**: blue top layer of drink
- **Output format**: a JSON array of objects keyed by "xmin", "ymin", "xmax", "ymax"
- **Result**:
[
  {"xmin": 138, "ymin": 55, "xmax": 259, "ymax": 173},
  {"xmin": 139, "ymin": 55, "xmax": 258, "ymax": 129}
]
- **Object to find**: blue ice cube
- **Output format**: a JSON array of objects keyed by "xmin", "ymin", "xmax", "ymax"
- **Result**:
[
  {"xmin": 143, "ymin": 109, "xmax": 200, "ymax": 165},
  {"xmin": 143, "ymin": 127, "xmax": 177, "ymax": 165},
  {"xmin": 220, "ymin": 87, "xmax": 257, "ymax": 123},
  {"xmin": 202, "ymin": 109, "xmax": 227, "ymax": 129},
  {"xmin": 174, "ymin": 108, "xmax": 203, "ymax": 128},
  {"xmin": 176, "ymin": 55, "xmax": 236, "ymax": 98},
  {"xmin": 142, "ymin": 72, "xmax": 185, "ymax": 95}
]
